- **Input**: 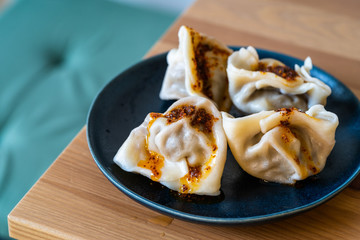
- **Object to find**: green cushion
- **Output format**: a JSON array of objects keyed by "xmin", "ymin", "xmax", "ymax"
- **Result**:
[{"xmin": 0, "ymin": 0, "xmax": 176, "ymax": 238}]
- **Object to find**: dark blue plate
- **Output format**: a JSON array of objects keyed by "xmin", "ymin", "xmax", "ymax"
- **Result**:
[{"xmin": 86, "ymin": 47, "xmax": 360, "ymax": 224}]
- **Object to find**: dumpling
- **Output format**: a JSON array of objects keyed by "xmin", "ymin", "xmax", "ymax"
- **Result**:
[
  {"xmin": 227, "ymin": 46, "xmax": 332, "ymax": 113},
  {"xmin": 114, "ymin": 96, "xmax": 227, "ymax": 196},
  {"xmin": 222, "ymin": 105, "xmax": 338, "ymax": 184},
  {"xmin": 159, "ymin": 25, "xmax": 233, "ymax": 111}
]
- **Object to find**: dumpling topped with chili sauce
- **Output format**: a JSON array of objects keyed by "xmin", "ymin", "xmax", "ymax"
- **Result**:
[
  {"xmin": 113, "ymin": 96, "xmax": 227, "ymax": 196},
  {"xmin": 227, "ymin": 46, "xmax": 331, "ymax": 114},
  {"xmin": 159, "ymin": 25, "xmax": 233, "ymax": 111},
  {"xmin": 222, "ymin": 105, "xmax": 338, "ymax": 184}
]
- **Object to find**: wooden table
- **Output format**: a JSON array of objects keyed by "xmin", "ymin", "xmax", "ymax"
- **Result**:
[{"xmin": 8, "ymin": 0, "xmax": 360, "ymax": 239}]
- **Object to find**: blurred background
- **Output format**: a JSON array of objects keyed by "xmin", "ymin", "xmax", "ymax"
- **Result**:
[{"xmin": 0, "ymin": 0, "xmax": 193, "ymax": 239}]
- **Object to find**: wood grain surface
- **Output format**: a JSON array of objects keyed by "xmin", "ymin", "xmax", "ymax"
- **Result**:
[{"xmin": 8, "ymin": 0, "xmax": 360, "ymax": 239}]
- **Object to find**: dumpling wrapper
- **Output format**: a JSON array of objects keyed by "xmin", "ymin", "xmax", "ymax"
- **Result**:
[
  {"xmin": 222, "ymin": 105, "xmax": 338, "ymax": 184},
  {"xmin": 114, "ymin": 96, "xmax": 227, "ymax": 196},
  {"xmin": 227, "ymin": 46, "xmax": 332, "ymax": 113},
  {"xmin": 159, "ymin": 25, "xmax": 233, "ymax": 111}
]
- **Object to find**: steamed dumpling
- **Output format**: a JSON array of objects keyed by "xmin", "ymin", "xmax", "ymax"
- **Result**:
[
  {"xmin": 114, "ymin": 96, "xmax": 227, "ymax": 196},
  {"xmin": 227, "ymin": 46, "xmax": 331, "ymax": 113},
  {"xmin": 159, "ymin": 25, "xmax": 233, "ymax": 111},
  {"xmin": 222, "ymin": 105, "xmax": 338, "ymax": 184}
]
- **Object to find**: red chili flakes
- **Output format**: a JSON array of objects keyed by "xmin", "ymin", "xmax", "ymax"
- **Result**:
[
  {"xmin": 258, "ymin": 62, "xmax": 298, "ymax": 81},
  {"xmin": 276, "ymin": 107, "xmax": 297, "ymax": 117},
  {"xmin": 189, "ymin": 26, "xmax": 196, "ymax": 45},
  {"xmin": 181, "ymin": 184, "xmax": 189, "ymax": 193},
  {"xmin": 281, "ymin": 133, "xmax": 290, "ymax": 143},
  {"xmin": 280, "ymin": 120, "xmax": 290, "ymax": 127},
  {"xmin": 163, "ymin": 105, "xmax": 217, "ymax": 136},
  {"xmin": 301, "ymin": 146, "xmax": 311, "ymax": 160},
  {"xmin": 179, "ymin": 165, "xmax": 202, "ymax": 194},
  {"xmin": 164, "ymin": 105, "xmax": 196, "ymax": 124},
  {"xmin": 309, "ymin": 165, "xmax": 318, "ymax": 174},
  {"xmin": 188, "ymin": 166, "xmax": 202, "ymax": 181},
  {"xmin": 212, "ymin": 145, "xmax": 217, "ymax": 152},
  {"xmin": 138, "ymin": 151, "xmax": 164, "ymax": 181},
  {"xmin": 193, "ymin": 42, "xmax": 213, "ymax": 98},
  {"xmin": 149, "ymin": 112, "xmax": 163, "ymax": 119},
  {"xmin": 190, "ymin": 108, "xmax": 216, "ymax": 134},
  {"xmin": 192, "ymin": 41, "xmax": 231, "ymax": 100}
]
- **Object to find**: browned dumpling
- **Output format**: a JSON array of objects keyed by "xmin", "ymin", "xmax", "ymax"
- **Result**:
[{"xmin": 160, "ymin": 25, "xmax": 233, "ymax": 111}]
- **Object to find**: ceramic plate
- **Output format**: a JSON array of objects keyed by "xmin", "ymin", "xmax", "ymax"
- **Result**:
[{"xmin": 87, "ymin": 47, "xmax": 360, "ymax": 224}]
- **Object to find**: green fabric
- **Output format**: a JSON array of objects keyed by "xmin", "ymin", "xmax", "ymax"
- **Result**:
[{"xmin": 0, "ymin": 0, "xmax": 176, "ymax": 238}]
